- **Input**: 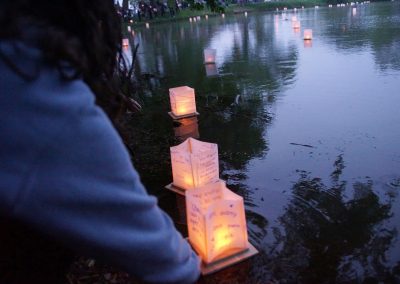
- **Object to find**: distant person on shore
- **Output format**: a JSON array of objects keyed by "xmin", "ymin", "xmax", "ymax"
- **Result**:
[{"xmin": 0, "ymin": 1, "xmax": 200, "ymax": 283}]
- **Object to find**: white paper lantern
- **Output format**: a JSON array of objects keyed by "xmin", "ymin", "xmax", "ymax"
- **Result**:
[
  {"xmin": 304, "ymin": 29, "xmax": 313, "ymax": 40},
  {"xmin": 186, "ymin": 180, "xmax": 249, "ymax": 264},
  {"xmin": 122, "ymin": 38, "xmax": 129, "ymax": 47},
  {"xmin": 169, "ymin": 86, "xmax": 198, "ymax": 118},
  {"xmin": 204, "ymin": 49, "xmax": 216, "ymax": 64},
  {"xmin": 170, "ymin": 138, "xmax": 219, "ymax": 191}
]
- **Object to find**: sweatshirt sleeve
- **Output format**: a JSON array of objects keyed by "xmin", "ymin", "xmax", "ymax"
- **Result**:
[{"xmin": 9, "ymin": 78, "xmax": 201, "ymax": 283}]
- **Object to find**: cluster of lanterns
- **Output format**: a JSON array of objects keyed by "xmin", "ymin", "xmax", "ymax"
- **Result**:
[{"xmin": 164, "ymin": 49, "xmax": 258, "ymax": 274}]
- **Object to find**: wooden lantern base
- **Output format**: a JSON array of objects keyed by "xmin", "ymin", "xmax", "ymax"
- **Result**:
[
  {"xmin": 165, "ymin": 179, "xmax": 225, "ymax": 196},
  {"xmin": 165, "ymin": 183, "xmax": 186, "ymax": 196},
  {"xmin": 168, "ymin": 111, "xmax": 199, "ymax": 120},
  {"xmin": 200, "ymin": 241, "xmax": 259, "ymax": 275}
]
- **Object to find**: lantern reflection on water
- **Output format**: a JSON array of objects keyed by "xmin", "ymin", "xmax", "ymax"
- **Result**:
[
  {"xmin": 205, "ymin": 63, "xmax": 218, "ymax": 77},
  {"xmin": 186, "ymin": 180, "xmax": 258, "ymax": 272},
  {"xmin": 169, "ymin": 86, "xmax": 198, "ymax": 119},
  {"xmin": 174, "ymin": 117, "xmax": 200, "ymax": 141},
  {"xmin": 169, "ymin": 138, "xmax": 219, "ymax": 192}
]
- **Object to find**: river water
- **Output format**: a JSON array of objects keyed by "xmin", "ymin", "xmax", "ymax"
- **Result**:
[{"xmin": 125, "ymin": 2, "xmax": 400, "ymax": 282}]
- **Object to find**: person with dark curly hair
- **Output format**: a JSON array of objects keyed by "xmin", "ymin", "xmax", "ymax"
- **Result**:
[{"xmin": 0, "ymin": 1, "xmax": 201, "ymax": 283}]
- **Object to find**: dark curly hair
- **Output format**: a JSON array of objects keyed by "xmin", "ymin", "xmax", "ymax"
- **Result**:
[{"xmin": 0, "ymin": 0, "xmax": 139, "ymax": 122}]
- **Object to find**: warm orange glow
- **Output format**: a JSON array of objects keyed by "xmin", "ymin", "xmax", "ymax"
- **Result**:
[
  {"xmin": 122, "ymin": 38, "xmax": 129, "ymax": 47},
  {"xmin": 186, "ymin": 181, "xmax": 248, "ymax": 263},
  {"xmin": 304, "ymin": 29, "xmax": 313, "ymax": 40},
  {"xmin": 304, "ymin": 40, "xmax": 313, "ymax": 48},
  {"xmin": 204, "ymin": 49, "xmax": 216, "ymax": 64},
  {"xmin": 169, "ymin": 86, "xmax": 197, "ymax": 117},
  {"xmin": 170, "ymin": 138, "xmax": 219, "ymax": 191},
  {"xmin": 293, "ymin": 21, "xmax": 301, "ymax": 29}
]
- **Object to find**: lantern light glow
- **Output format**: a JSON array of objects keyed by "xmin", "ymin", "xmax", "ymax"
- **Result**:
[
  {"xmin": 304, "ymin": 29, "xmax": 313, "ymax": 40},
  {"xmin": 169, "ymin": 86, "xmax": 198, "ymax": 119},
  {"xmin": 122, "ymin": 38, "xmax": 129, "ymax": 47},
  {"xmin": 204, "ymin": 49, "xmax": 216, "ymax": 64}
]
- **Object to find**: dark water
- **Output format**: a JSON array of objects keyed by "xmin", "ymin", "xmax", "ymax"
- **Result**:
[{"xmin": 125, "ymin": 2, "xmax": 400, "ymax": 282}]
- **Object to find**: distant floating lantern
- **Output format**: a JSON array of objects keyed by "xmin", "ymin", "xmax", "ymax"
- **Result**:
[
  {"xmin": 304, "ymin": 29, "xmax": 313, "ymax": 40},
  {"xmin": 131, "ymin": 30, "xmax": 135, "ymax": 37},
  {"xmin": 194, "ymin": 17, "xmax": 197, "ymax": 22},
  {"xmin": 302, "ymin": 5, "xmax": 304, "ymax": 9},
  {"xmin": 293, "ymin": 21, "xmax": 301, "ymax": 29},
  {"xmin": 197, "ymin": 16, "xmax": 201, "ymax": 20},
  {"xmin": 315, "ymin": 5, "xmax": 319, "ymax": 8},
  {"xmin": 352, "ymin": 7, "xmax": 357, "ymax": 15},
  {"xmin": 169, "ymin": 138, "xmax": 219, "ymax": 192},
  {"xmin": 169, "ymin": 86, "xmax": 199, "ymax": 120},
  {"xmin": 189, "ymin": 17, "xmax": 193, "ymax": 22},
  {"xmin": 291, "ymin": 15, "xmax": 297, "ymax": 22},
  {"xmin": 127, "ymin": 26, "xmax": 131, "ymax": 32},
  {"xmin": 283, "ymin": 7, "xmax": 287, "ymax": 10},
  {"xmin": 244, "ymin": 11, "xmax": 248, "ymax": 17},
  {"xmin": 122, "ymin": 38, "xmax": 129, "ymax": 47},
  {"xmin": 221, "ymin": 13, "xmax": 225, "ymax": 18},
  {"xmin": 294, "ymin": 7, "xmax": 297, "ymax": 12},
  {"xmin": 186, "ymin": 180, "xmax": 258, "ymax": 273},
  {"xmin": 329, "ymin": 4, "xmax": 332, "ymax": 7},
  {"xmin": 145, "ymin": 22, "xmax": 150, "ymax": 28},
  {"xmin": 130, "ymin": 19, "xmax": 133, "ymax": 23},
  {"xmin": 205, "ymin": 63, "xmax": 218, "ymax": 77},
  {"xmin": 204, "ymin": 48, "xmax": 216, "ymax": 64},
  {"xmin": 205, "ymin": 14, "xmax": 208, "ymax": 19},
  {"xmin": 276, "ymin": 8, "xmax": 279, "ymax": 11}
]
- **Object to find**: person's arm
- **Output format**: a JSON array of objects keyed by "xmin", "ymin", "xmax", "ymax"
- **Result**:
[{"xmin": 9, "ymin": 79, "xmax": 200, "ymax": 283}]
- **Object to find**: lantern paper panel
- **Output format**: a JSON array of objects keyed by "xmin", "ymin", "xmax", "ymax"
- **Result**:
[
  {"xmin": 169, "ymin": 86, "xmax": 197, "ymax": 117},
  {"xmin": 204, "ymin": 49, "xmax": 216, "ymax": 64},
  {"xmin": 170, "ymin": 138, "xmax": 219, "ymax": 190},
  {"xmin": 122, "ymin": 38, "xmax": 129, "ymax": 47},
  {"xmin": 186, "ymin": 181, "xmax": 248, "ymax": 264}
]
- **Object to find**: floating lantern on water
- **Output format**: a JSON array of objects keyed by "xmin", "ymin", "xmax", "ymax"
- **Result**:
[
  {"xmin": 352, "ymin": 7, "xmax": 357, "ymax": 15},
  {"xmin": 145, "ymin": 22, "xmax": 150, "ymax": 29},
  {"xmin": 302, "ymin": 5, "xmax": 304, "ymax": 9},
  {"xmin": 186, "ymin": 180, "xmax": 258, "ymax": 273},
  {"xmin": 304, "ymin": 29, "xmax": 313, "ymax": 40},
  {"xmin": 315, "ymin": 5, "xmax": 319, "ymax": 8},
  {"xmin": 329, "ymin": 4, "xmax": 332, "ymax": 7},
  {"xmin": 169, "ymin": 86, "xmax": 199, "ymax": 119},
  {"xmin": 127, "ymin": 26, "xmax": 131, "ymax": 32},
  {"xmin": 205, "ymin": 14, "xmax": 208, "ymax": 19},
  {"xmin": 221, "ymin": 13, "xmax": 225, "ymax": 18},
  {"xmin": 294, "ymin": 7, "xmax": 298, "ymax": 12},
  {"xmin": 276, "ymin": 8, "xmax": 279, "ymax": 11},
  {"xmin": 168, "ymin": 137, "xmax": 219, "ymax": 193},
  {"xmin": 130, "ymin": 19, "xmax": 133, "ymax": 23},
  {"xmin": 131, "ymin": 30, "xmax": 135, "ymax": 37},
  {"xmin": 205, "ymin": 63, "xmax": 218, "ymax": 77},
  {"xmin": 204, "ymin": 49, "xmax": 216, "ymax": 64},
  {"xmin": 194, "ymin": 17, "xmax": 197, "ymax": 22},
  {"xmin": 284, "ymin": 7, "xmax": 287, "ymax": 10},
  {"xmin": 291, "ymin": 15, "xmax": 297, "ymax": 22},
  {"xmin": 293, "ymin": 21, "xmax": 301, "ymax": 29},
  {"xmin": 244, "ymin": 11, "xmax": 248, "ymax": 17},
  {"xmin": 122, "ymin": 38, "xmax": 129, "ymax": 47},
  {"xmin": 189, "ymin": 17, "xmax": 193, "ymax": 22}
]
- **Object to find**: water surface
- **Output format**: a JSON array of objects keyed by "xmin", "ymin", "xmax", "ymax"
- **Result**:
[{"xmin": 126, "ymin": 2, "xmax": 400, "ymax": 282}]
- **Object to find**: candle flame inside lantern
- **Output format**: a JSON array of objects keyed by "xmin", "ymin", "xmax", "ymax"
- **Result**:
[
  {"xmin": 122, "ymin": 38, "xmax": 129, "ymax": 47},
  {"xmin": 204, "ymin": 49, "xmax": 216, "ymax": 64}
]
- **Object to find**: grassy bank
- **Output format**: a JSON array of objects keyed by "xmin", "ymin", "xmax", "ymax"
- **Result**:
[{"xmin": 128, "ymin": 0, "xmax": 348, "ymax": 28}]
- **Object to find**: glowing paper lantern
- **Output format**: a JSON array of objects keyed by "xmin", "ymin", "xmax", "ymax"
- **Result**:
[
  {"xmin": 122, "ymin": 38, "xmax": 129, "ymax": 47},
  {"xmin": 205, "ymin": 14, "xmax": 208, "ymax": 19},
  {"xmin": 291, "ymin": 16, "xmax": 297, "ymax": 22},
  {"xmin": 169, "ymin": 86, "xmax": 198, "ymax": 119},
  {"xmin": 145, "ymin": 22, "xmax": 150, "ymax": 29},
  {"xmin": 221, "ymin": 13, "xmax": 225, "ymax": 18},
  {"xmin": 127, "ymin": 26, "xmax": 131, "ymax": 32},
  {"xmin": 170, "ymin": 138, "xmax": 219, "ymax": 191},
  {"xmin": 204, "ymin": 49, "xmax": 216, "ymax": 64},
  {"xmin": 304, "ymin": 29, "xmax": 313, "ymax": 40},
  {"xmin": 293, "ymin": 21, "xmax": 301, "ymax": 29},
  {"xmin": 186, "ymin": 180, "xmax": 253, "ymax": 265},
  {"xmin": 244, "ymin": 11, "xmax": 248, "ymax": 17},
  {"xmin": 352, "ymin": 7, "xmax": 357, "ymax": 15},
  {"xmin": 189, "ymin": 17, "xmax": 193, "ymax": 22}
]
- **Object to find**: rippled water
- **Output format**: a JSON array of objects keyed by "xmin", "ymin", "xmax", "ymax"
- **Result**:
[{"xmin": 125, "ymin": 2, "xmax": 400, "ymax": 282}]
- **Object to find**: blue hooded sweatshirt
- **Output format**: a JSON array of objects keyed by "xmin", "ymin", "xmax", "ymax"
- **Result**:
[{"xmin": 0, "ymin": 41, "xmax": 200, "ymax": 283}]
